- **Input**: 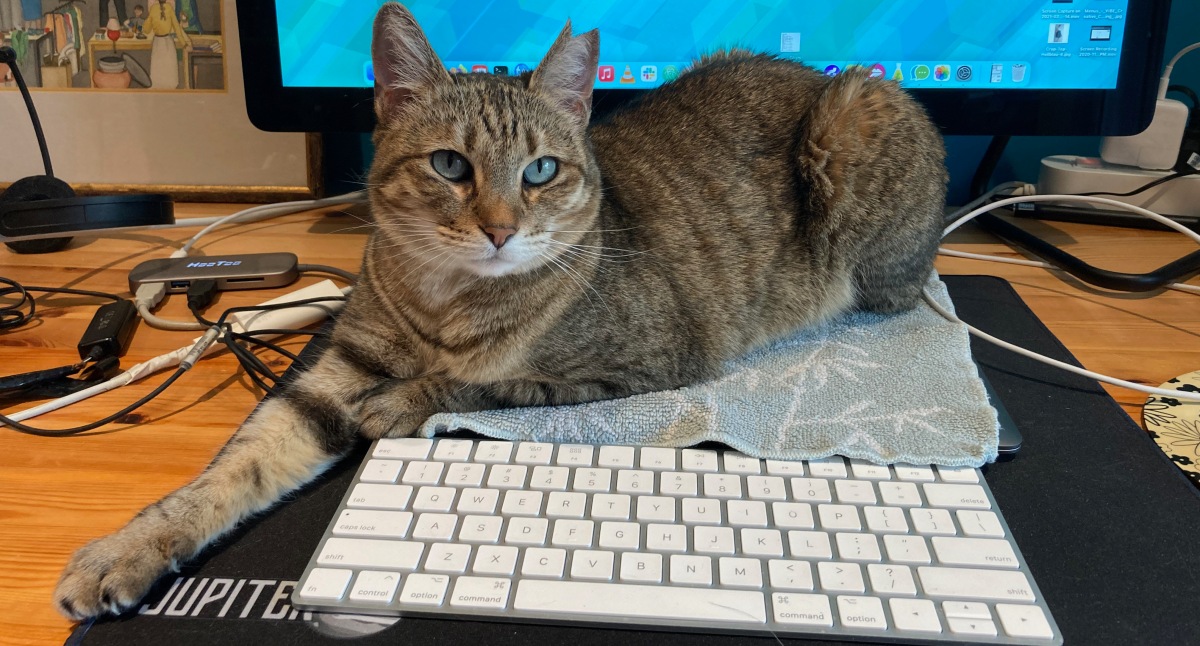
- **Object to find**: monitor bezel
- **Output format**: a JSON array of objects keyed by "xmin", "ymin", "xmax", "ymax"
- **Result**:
[{"xmin": 236, "ymin": 1, "xmax": 1172, "ymax": 136}]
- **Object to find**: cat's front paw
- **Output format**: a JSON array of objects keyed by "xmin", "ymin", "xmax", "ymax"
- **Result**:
[
  {"xmin": 356, "ymin": 392, "xmax": 427, "ymax": 439},
  {"xmin": 55, "ymin": 530, "xmax": 175, "ymax": 620}
]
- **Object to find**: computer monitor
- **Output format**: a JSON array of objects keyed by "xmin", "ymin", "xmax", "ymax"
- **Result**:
[{"xmin": 237, "ymin": 0, "xmax": 1172, "ymax": 136}]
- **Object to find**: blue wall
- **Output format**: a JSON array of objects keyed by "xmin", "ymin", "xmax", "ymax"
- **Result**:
[{"xmin": 945, "ymin": 0, "xmax": 1200, "ymax": 202}]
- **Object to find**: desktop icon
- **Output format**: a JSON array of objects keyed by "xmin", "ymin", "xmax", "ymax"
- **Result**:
[
  {"xmin": 663, "ymin": 65, "xmax": 679, "ymax": 81},
  {"xmin": 991, "ymin": 64, "xmax": 1003, "ymax": 83},
  {"xmin": 823, "ymin": 64, "xmax": 840, "ymax": 77},
  {"xmin": 448, "ymin": 64, "xmax": 469, "ymax": 74},
  {"xmin": 1048, "ymin": 23, "xmax": 1069, "ymax": 43},
  {"xmin": 869, "ymin": 63, "xmax": 885, "ymax": 79},
  {"xmin": 620, "ymin": 65, "xmax": 636, "ymax": 84},
  {"xmin": 641, "ymin": 65, "xmax": 658, "ymax": 83},
  {"xmin": 933, "ymin": 65, "xmax": 950, "ymax": 81},
  {"xmin": 363, "ymin": 61, "xmax": 374, "ymax": 83},
  {"xmin": 912, "ymin": 64, "xmax": 930, "ymax": 80},
  {"xmin": 955, "ymin": 65, "xmax": 972, "ymax": 81},
  {"xmin": 892, "ymin": 63, "xmax": 903, "ymax": 81},
  {"xmin": 597, "ymin": 65, "xmax": 615, "ymax": 82},
  {"xmin": 493, "ymin": 65, "xmax": 509, "ymax": 75},
  {"xmin": 780, "ymin": 32, "xmax": 800, "ymax": 53},
  {"xmin": 1011, "ymin": 63, "xmax": 1027, "ymax": 83},
  {"xmin": 471, "ymin": 64, "xmax": 488, "ymax": 73},
  {"xmin": 514, "ymin": 63, "xmax": 531, "ymax": 75},
  {"xmin": 1090, "ymin": 25, "xmax": 1112, "ymax": 41}
]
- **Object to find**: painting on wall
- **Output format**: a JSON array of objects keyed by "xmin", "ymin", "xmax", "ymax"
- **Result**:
[{"xmin": 0, "ymin": 0, "xmax": 225, "ymax": 91}]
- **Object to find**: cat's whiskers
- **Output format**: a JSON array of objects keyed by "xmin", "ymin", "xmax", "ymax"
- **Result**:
[{"xmin": 539, "ymin": 249, "xmax": 613, "ymax": 318}]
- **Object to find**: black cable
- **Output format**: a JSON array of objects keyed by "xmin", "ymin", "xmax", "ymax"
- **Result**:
[
  {"xmin": 0, "ymin": 47, "xmax": 53, "ymax": 177},
  {"xmin": 0, "ymin": 277, "xmax": 124, "ymax": 331},
  {"xmin": 0, "ymin": 367, "xmax": 187, "ymax": 436},
  {"xmin": 297, "ymin": 264, "xmax": 358, "ymax": 284},
  {"xmin": 1167, "ymin": 84, "xmax": 1198, "ymax": 111},
  {"xmin": 1075, "ymin": 170, "xmax": 1191, "ymax": 198}
]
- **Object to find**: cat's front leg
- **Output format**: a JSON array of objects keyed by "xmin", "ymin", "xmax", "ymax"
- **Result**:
[
  {"xmin": 53, "ymin": 344, "xmax": 385, "ymax": 620},
  {"xmin": 356, "ymin": 375, "xmax": 494, "ymax": 439}
]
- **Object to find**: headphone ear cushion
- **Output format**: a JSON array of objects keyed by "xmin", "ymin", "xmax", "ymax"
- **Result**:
[{"xmin": 2, "ymin": 175, "xmax": 76, "ymax": 253}]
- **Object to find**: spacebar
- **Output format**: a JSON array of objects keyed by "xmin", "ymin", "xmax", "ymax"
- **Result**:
[{"xmin": 514, "ymin": 580, "xmax": 767, "ymax": 623}]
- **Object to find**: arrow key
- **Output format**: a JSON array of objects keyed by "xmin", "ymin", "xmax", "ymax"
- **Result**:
[
  {"xmin": 948, "ymin": 616, "xmax": 999, "ymax": 637},
  {"xmin": 349, "ymin": 570, "xmax": 403, "ymax": 603}
]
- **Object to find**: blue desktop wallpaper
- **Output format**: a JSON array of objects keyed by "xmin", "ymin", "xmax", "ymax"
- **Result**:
[{"xmin": 276, "ymin": 0, "xmax": 1129, "ymax": 90}]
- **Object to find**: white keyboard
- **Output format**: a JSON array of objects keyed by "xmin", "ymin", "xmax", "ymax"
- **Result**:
[{"xmin": 292, "ymin": 438, "xmax": 1062, "ymax": 644}]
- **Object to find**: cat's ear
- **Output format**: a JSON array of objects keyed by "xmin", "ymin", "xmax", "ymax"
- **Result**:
[
  {"xmin": 530, "ymin": 22, "xmax": 600, "ymax": 126},
  {"xmin": 371, "ymin": 2, "xmax": 449, "ymax": 118}
]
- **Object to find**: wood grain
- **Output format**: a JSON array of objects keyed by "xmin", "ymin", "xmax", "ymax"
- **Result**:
[{"xmin": 0, "ymin": 205, "xmax": 1196, "ymax": 645}]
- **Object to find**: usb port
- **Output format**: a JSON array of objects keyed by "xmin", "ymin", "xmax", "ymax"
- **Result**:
[{"xmin": 170, "ymin": 281, "xmax": 189, "ymax": 289}]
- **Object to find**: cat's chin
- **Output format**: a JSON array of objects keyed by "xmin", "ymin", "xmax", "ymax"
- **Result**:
[{"xmin": 467, "ymin": 256, "xmax": 533, "ymax": 278}]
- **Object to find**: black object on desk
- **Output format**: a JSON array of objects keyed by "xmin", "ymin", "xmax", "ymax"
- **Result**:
[{"xmin": 68, "ymin": 276, "xmax": 1200, "ymax": 646}]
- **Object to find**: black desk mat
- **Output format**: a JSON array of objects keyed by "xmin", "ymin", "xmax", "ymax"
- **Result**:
[{"xmin": 68, "ymin": 275, "xmax": 1200, "ymax": 645}]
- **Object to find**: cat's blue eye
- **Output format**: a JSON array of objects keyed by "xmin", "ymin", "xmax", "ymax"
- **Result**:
[
  {"xmin": 431, "ymin": 150, "xmax": 471, "ymax": 181},
  {"xmin": 522, "ymin": 157, "xmax": 558, "ymax": 186}
]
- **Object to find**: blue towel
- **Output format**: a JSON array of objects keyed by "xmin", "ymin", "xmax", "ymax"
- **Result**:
[{"xmin": 419, "ymin": 275, "xmax": 999, "ymax": 467}]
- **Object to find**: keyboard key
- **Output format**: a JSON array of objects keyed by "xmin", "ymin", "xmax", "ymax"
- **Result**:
[
  {"xmin": 817, "ymin": 562, "xmax": 864, "ymax": 592},
  {"xmin": 555, "ymin": 444, "xmax": 593, "ymax": 466},
  {"xmin": 487, "ymin": 465, "xmax": 529, "ymax": 489},
  {"xmin": 878, "ymin": 481, "xmax": 922, "ymax": 507},
  {"xmin": 669, "ymin": 555, "xmax": 712, "ymax": 585},
  {"xmin": 551, "ymin": 519, "xmax": 594, "ymax": 547},
  {"xmin": 620, "ymin": 553, "xmax": 663, "ymax": 582},
  {"xmin": 718, "ymin": 557, "xmax": 763, "ymax": 588},
  {"xmin": 398, "ymin": 573, "xmax": 449, "ymax": 606},
  {"xmin": 849, "ymin": 460, "xmax": 891, "ymax": 480},
  {"xmin": 504, "ymin": 517, "xmax": 548, "ymax": 545},
  {"xmin": 444, "ymin": 463, "xmax": 487, "ymax": 488},
  {"xmin": 646, "ymin": 523, "xmax": 688, "ymax": 551},
  {"xmin": 530, "ymin": 466, "xmax": 569, "ymax": 491},
  {"xmin": 883, "ymin": 535, "xmax": 931, "ymax": 564},
  {"xmin": 599, "ymin": 521, "xmax": 640, "ymax": 549},
  {"xmin": 591, "ymin": 493, "xmax": 631, "ymax": 520},
  {"xmin": 412, "ymin": 486, "xmax": 456, "ymax": 512},
  {"xmin": 432, "ymin": 439, "xmax": 474, "ymax": 462},
  {"xmin": 639, "ymin": 447, "xmax": 676, "ymax": 470},
  {"xmin": 890, "ymin": 598, "xmax": 941, "ymax": 633},
  {"xmin": 501, "ymin": 490, "xmax": 544, "ymax": 516},
  {"xmin": 546, "ymin": 491, "xmax": 587, "ymax": 518},
  {"xmin": 522, "ymin": 547, "xmax": 566, "ymax": 578},
  {"xmin": 473, "ymin": 545, "xmax": 519, "ymax": 575},
  {"xmin": 727, "ymin": 500, "xmax": 768, "ymax": 527},
  {"xmin": 597, "ymin": 445, "xmax": 635, "ymax": 468},
  {"xmin": 893, "ymin": 464, "xmax": 936, "ymax": 482},
  {"xmin": 937, "ymin": 466, "xmax": 981, "ymax": 483},
  {"xmin": 571, "ymin": 549, "xmax": 615, "ymax": 580},
  {"xmin": 573, "ymin": 468, "xmax": 612, "ymax": 493},
  {"xmin": 768, "ymin": 559, "xmax": 814, "ymax": 590},
  {"xmin": 863, "ymin": 506, "xmax": 909, "ymax": 533},
  {"xmin": 317, "ymin": 538, "xmax": 423, "ymax": 570},
  {"xmin": 516, "ymin": 580, "xmax": 765, "ymax": 623},
  {"xmin": 867, "ymin": 564, "xmax": 916, "ymax": 595},
  {"xmin": 373, "ymin": 438, "xmax": 432, "ymax": 460},
  {"xmin": 694, "ymin": 526, "xmax": 736, "ymax": 555},
  {"xmin": 681, "ymin": 498, "xmax": 722, "ymax": 524},
  {"xmin": 911, "ymin": 508, "xmax": 956, "ymax": 535},
  {"xmin": 453, "ymin": 516, "xmax": 501, "ymax": 540},
  {"xmin": 772, "ymin": 592, "xmax": 832, "ymax": 626},
  {"xmin": 807, "ymin": 457, "xmax": 848, "ymax": 478},
  {"xmin": 401, "ymin": 461, "xmax": 444, "ymax": 486},
  {"xmin": 917, "ymin": 566, "xmax": 1036, "ymax": 601},
  {"xmin": 818, "ymin": 504, "xmax": 861, "ymax": 530},
  {"xmin": 449, "ymin": 577, "xmax": 511, "ymax": 610},
  {"xmin": 741, "ymin": 528, "xmax": 784, "ymax": 557},
  {"xmin": 837, "ymin": 595, "xmax": 887, "ymax": 630},
  {"xmin": 958, "ymin": 510, "xmax": 1006, "ymax": 538},
  {"xmin": 703, "ymin": 473, "xmax": 743, "ymax": 498},
  {"xmin": 932, "ymin": 536, "xmax": 1020, "ymax": 568},
  {"xmin": 660, "ymin": 472, "xmax": 698, "ymax": 496},
  {"xmin": 456, "ymin": 488, "xmax": 499, "ymax": 514},
  {"xmin": 616, "ymin": 470, "xmax": 654, "ymax": 494},
  {"xmin": 298, "ymin": 568, "xmax": 352, "ymax": 600},
  {"xmin": 347, "ymin": 483, "xmax": 413, "ymax": 510},
  {"xmin": 746, "ymin": 476, "xmax": 787, "ymax": 501},
  {"xmin": 722, "ymin": 453, "xmax": 762, "ymax": 474},
  {"xmin": 475, "ymin": 441, "xmax": 514, "ymax": 463},
  {"xmin": 411, "ymin": 513, "xmax": 458, "ymax": 541},
  {"xmin": 424, "ymin": 543, "xmax": 471, "ymax": 573},
  {"xmin": 790, "ymin": 478, "xmax": 832, "ymax": 503},
  {"xmin": 332, "ymin": 509, "xmax": 413, "ymax": 539},
  {"xmin": 788, "ymin": 530, "xmax": 833, "ymax": 559},
  {"xmin": 835, "ymin": 533, "xmax": 881, "ymax": 562},
  {"xmin": 349, "ymin": 570, "xmax": 401, "ymax": 604},
  {"xmin": 636, "ymin": 496, "xmax": 676, "ymax": 522},
  {"xmin": 834, "ymin": 479, "xmax": 877, "ymax": 504},
  {"xmin": 361, "ymin": 459, "xmax": 404, "ymax": 483},
  {"xmin": 996, "ymin": 603, "xmax": 1055, "ymax": 639},
  {"xmin": 514, "ymin": 442, "xmax": 554, "ymax": 465},
  {"xmin": 922, "ymin": 483, "xmax": 991, "ymax": 509},
  {"xmin": 680, "ymin": 449, "xmax": 719, "ymax": 472},
  {"xmin": 765, "ymin": 459, "xmax": 804, "ymax": 475},
  {"xmin": 943, "ymin": 600, "xmax": 991, "ymax": 619},
  {"xmin": 948, "ymin": 617, "xmax": 998, "ymax": 637}
]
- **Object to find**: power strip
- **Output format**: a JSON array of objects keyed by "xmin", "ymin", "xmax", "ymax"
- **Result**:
[{"xmin": 1037, "ymin": 155, "xmax": 1200, "ymax": 219}]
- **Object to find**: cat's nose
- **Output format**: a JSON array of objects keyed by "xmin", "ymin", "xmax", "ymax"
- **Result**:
[{"xmin": 481, "ymin": 225, "xmax": 517, "ymax": 249}]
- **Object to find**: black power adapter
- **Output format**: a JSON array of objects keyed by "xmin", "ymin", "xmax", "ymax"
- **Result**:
[{"xmin": 78, "ymin": 299, "xmax": 138, "ymax": 362}]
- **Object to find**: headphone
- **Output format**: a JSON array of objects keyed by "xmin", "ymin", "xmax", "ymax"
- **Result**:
[{"xmin": 0, "ymin": 46, "xmax": 173, "ymax": 254}]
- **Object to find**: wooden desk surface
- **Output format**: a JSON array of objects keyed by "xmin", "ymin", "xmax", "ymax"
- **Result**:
[{"xmin": 1, "ymin": 205, "xmax": 1196, "ymax": 645}]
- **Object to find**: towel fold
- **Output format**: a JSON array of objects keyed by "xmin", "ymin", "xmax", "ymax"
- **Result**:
[{"xmin": 419, "ymin": 275, "xmax": 999, "ymax": 467}]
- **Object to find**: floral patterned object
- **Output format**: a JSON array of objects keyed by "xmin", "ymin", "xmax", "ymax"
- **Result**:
[{"xmin": 1143, "ymin": 370, "xmax": 1200, "ymax": 489}]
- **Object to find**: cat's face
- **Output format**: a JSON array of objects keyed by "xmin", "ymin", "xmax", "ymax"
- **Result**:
[{"xmin": 367, "ymin": 3, "xmax": 601, "ymax": 279}]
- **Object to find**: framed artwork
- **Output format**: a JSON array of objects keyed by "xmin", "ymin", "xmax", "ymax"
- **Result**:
[{"xmin": 0, "ymin": 0, "xmax": 317, "ymax": 201}]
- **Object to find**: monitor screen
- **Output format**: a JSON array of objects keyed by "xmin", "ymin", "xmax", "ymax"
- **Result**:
[{"xmin": 276, "ymin": 0, "xmax": 1131, "ymax": 91}]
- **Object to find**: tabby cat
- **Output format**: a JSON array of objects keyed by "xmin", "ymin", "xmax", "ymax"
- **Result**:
[{"xmin": 54, "ymin": 2, "xmax": 946, "ymax": 619}]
